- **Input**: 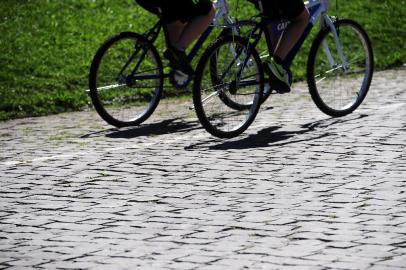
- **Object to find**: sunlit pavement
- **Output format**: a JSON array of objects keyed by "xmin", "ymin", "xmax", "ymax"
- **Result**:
[{"xmin": 1, "ymin": 69, "xmax": 405, "ymax": 269}]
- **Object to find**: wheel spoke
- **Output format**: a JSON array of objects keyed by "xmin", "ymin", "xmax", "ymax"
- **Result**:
[{"xmin": 201, "ymin": 89, "xmax": 221, "ymax": 105}]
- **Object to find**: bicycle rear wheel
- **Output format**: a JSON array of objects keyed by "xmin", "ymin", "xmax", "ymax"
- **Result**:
[
  {"xmin": 307, "ymin": 19, "xmax": 374, "ymax": 117},
  {"xmin": 193, "ymin": 36, "xmax": 264, "ymax": 138},
  {"xmin": 89, "ymin": 32, "xmax": 163, "ymax": 127}
]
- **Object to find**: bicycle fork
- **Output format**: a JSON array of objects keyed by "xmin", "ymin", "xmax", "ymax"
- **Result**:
[{"xmin": 321, "ymin": 14, "xmax": 349, "ymax": 73}]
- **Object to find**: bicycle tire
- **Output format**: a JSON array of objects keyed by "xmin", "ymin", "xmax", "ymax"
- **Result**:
[
  {"xmin": 193, "ymin": 35, "xmax": 264, "ymax": 138},
  {"xmin": 307, "ymin": 19, "xmax": 374, "ymax": 117},
  {"xmin": 89, "ymin": 32, "xmax": 163, "ymax": 127}
]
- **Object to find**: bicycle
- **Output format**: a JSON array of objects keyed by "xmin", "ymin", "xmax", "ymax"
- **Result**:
[
  {"xmin": 192, "ymin": 0, "xmax": 374, "ymax": 138},
  {"xmin": 88, "ymin": 0, "xmax": 239, "ymax": 128}
]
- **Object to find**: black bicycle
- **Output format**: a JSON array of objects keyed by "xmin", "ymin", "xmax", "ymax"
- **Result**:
[
  {"xmin": 87, "ymin": 0, "xmax": 239, "ymax": 128},
  {"xmin": 192, "ymin": 0, "xmax": 373, "ymax": 138}
]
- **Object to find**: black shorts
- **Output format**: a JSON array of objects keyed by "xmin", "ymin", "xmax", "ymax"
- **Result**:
[
  {"xmin": 136, "ymin": 0, "xmax": 213, "ymax": 23},
  {"xmin": 252, "ymin": 0, "xmax": 305, "ymax": 20}
]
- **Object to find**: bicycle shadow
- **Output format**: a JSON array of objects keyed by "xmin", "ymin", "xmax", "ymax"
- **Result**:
[
  {"xmin": 186, "ymin": 114, "xmax": 369, "ymax": 150},
  {"xmin": 81, "ymin": 118, "xmax": 201, "ymax": 139}
]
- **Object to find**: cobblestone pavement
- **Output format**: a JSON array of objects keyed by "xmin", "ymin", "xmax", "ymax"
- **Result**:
[{"xmin": 0, "ymin": 69, "xmax": 405, "ymax": 269}]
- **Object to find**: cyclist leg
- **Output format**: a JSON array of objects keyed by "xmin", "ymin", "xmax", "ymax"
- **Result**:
[
  {"xmin": 166, "ymin": 21, "xmax": 186, "ymax": 49},
  {"xmin": 174, "ymin": 4, "xmax": 215, "ymax": 49},
  {"xmin": 162, "ymin": 0, "xmax": 214, "ymax": 75},
  {"xmin": 136, "ymin": 0, "xmax": 214, "ymax": 75},
  {"xmin": 272, "ymin": 5, "xmax": 309, "ymax": 62},
  {"xmin": 261, "ymin": 0, "xmax": 309, "ymax": 91}
]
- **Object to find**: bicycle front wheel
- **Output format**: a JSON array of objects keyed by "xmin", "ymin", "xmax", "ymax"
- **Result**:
[
  {"xmin": 193, "ymin": 36, "xmax": 264, "ymax": 138},
  {"xmin": 307, "ymin": 19, "xmax": 374, "ymax": 117},
  {"xmin": 89, "ymin": 32, "xmax": 163, "ymax": 127}
]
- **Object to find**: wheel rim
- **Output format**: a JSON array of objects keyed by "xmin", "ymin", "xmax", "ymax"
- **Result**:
[
  {"xmin": 312, "ymin": 22, "xmax": 372, "ymax": 113},
  {"xmin": 95, "ymin": 36, "xmax": 161, "ymax": 125}
]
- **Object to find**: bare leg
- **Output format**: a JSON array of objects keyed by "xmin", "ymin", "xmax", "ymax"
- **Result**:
[
  {"xmin": 273, "ymin": 8, "xmax": 309, "ymax": 60},
  {"xmin": 166, "ymin": 21, "xmax": 185, "ymax": 46},
  {"xmin": 267, "ymin": 24, "xmax": 278, "ymax": 54},
  {"xmin": 163, "ymin": 6, "xmax": 215, "ymax": 75},
  {"xmin": 173, "ymin": 7, "xmax": 215, "ymax": 49}
]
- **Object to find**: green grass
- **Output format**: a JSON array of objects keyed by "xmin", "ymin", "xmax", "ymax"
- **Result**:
[{"xmin": 0, "ymin": 0, "xmax": 405, "ymax": 121}]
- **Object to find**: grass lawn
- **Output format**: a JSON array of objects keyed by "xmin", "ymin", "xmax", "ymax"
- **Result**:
[{"xmin": 1, "ymin": 0, "xmax": 405, "ymax": 121}]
